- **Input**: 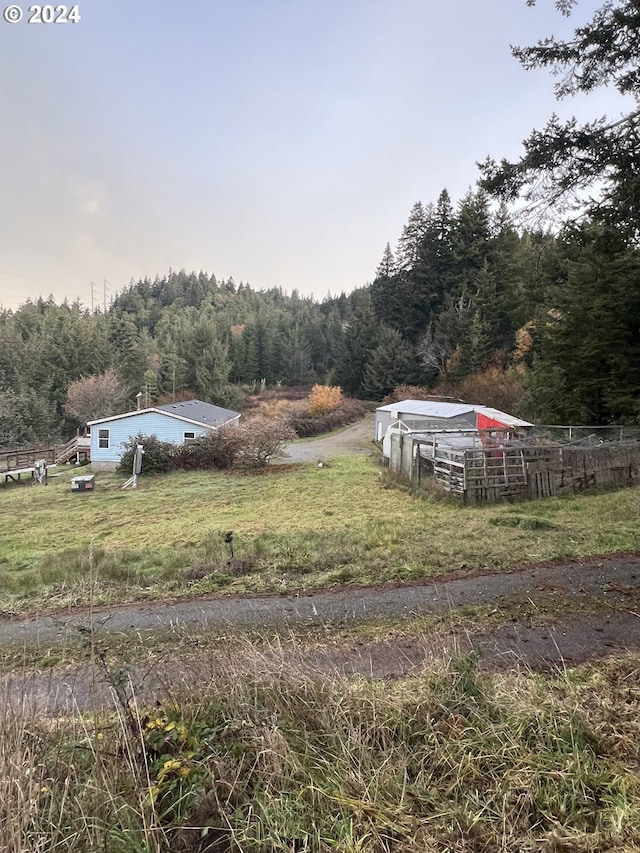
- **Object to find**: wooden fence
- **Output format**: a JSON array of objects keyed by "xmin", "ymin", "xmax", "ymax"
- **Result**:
[{"xmin": 410, "ymin": 438, "xmax": 640, "ymax": 503}]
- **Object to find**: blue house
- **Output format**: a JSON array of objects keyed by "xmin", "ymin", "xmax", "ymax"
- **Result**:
[{"xmin": 87, "ymin": 399, "xmax": 241, "ymax": 471}]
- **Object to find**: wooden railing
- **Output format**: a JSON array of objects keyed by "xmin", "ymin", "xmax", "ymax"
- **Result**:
[
  {"xmin": 0, "ymin": 447, "xmax": 57, "ymax": 472},
  {"xmin": 55, "ymin": 434, "xmax": 90, "ymax": 464}
]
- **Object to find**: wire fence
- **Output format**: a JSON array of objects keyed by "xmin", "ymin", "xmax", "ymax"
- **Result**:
[{"xmin": 532, "ymin": 425, "xmax": 640, "ymax": 446}]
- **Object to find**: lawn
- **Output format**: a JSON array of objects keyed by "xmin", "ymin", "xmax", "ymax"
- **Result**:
[{"xmin": 1, "ymin": 455, "xmax": 638, "ymax": 612}]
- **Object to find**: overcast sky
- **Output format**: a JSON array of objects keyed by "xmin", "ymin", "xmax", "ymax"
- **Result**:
[{"xmin": 0, "ymin": 0, "xmax": 627, "ymax": 310}]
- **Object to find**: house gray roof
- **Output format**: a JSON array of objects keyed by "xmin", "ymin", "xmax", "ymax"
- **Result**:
[
  {"xmin": 156, "ymin": 400, "xmax": 240, "ymax": 426},
  {"xmin": 87, "ymin": 399, "xmax": 240, "ymax": 428}
]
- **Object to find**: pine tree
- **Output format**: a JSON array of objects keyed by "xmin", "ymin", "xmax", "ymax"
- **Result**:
[
  {"xmin": 331, "ymin": 291, "xmax": 378, "ymax": 397},
  {"xmin": 481, "ymin": 1, "xmax": 640, "ymax": 235},
  {"xmin": 522, "ymin": 226, "xmax": 640, "ymax": 423},
  {"xmin": 142, "ymin": 369, "xmax": 160, "ymax": 407},
  {"xmin": 375, "ymin": 243, "xmax": 397, "ymax": 279},
  {"xmin": 194, "ymin": 337, "xmax": 237, "ymax": 407},
  {"xmin": 363, "ymin": 326, "xmax": 415, "ymax": 401},
  {"xmin": 395, "ymin": 202, "xmax": 428, "ymax": 270}
]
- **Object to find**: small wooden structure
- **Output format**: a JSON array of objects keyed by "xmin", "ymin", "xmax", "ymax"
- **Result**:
[
  {"xmin": 387, "ymin": 429, "xmax": 640, "ymax": 503},
  {"xmin": 1, "ymin": 435, "xmax": 91, "ymax": 484}
]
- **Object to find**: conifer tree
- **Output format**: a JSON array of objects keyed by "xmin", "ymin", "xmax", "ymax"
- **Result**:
[
  {"xmin": 363, "ymin": 326, "xmax": 415, "ymax": 401},
  {"xmin": 522, "ymin": 226, "xmax": 640, "ymax": 423},
  {"xmin": 481, "ymin": 0, "xmax": 640, "ymax": 235},
  {"xmin": 395, "ymin": 202, "xmax": 428, "ymax": 270},
  {"xmin": 332, "ymin": 291, "xmax": 378, "ymax": 397}
]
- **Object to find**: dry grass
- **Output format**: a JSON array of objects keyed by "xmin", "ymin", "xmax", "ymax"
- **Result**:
[{"xmin": 1, "ymin": 641, "xmax": 640, "ymax": 852}]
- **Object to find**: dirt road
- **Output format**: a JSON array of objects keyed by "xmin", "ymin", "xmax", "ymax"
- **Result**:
[
  {"xmin": 277, "ymin": 415, "xmax": 375, "ymax": 463},
  {"xmin": 2, "ymin": 553, "xmax": 640, "ymax": 714},
  {"xmin": 2, "ymin": 554, "xmax": 639, "ymax": 648}
]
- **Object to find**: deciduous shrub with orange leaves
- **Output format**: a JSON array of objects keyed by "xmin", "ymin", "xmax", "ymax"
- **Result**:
[{"xmin": 307, "ymin": 384, "xmax": 343, "ymax": 416}]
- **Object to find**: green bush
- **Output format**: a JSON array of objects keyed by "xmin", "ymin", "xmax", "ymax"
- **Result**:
[{"xmin": 117, "ymin": 434, "xmax": 176, "ymax": 475}]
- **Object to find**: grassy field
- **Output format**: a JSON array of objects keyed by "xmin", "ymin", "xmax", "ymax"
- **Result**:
[{"xmin": 1, "ymin": 454, "xmax": 639, "ymax": 612}]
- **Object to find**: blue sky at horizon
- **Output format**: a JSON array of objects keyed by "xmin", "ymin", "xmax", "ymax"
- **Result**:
[{"xmin": 0, "ymin": 0, "xmax": 628, "ymax": 310}]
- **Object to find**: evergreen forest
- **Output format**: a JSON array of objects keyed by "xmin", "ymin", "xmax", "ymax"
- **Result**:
[{"xmin": 2, "ymin": 0, "xmax": 639, "ymax": 446}]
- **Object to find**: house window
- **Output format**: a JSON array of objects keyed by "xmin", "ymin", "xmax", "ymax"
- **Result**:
[
  {"xmin": 184, "ymin": 431, "xmax": 196, "ymax": 442},
  {"xmin": 98, "ymin": 428, "xmax": 110, "ymax": 449}
]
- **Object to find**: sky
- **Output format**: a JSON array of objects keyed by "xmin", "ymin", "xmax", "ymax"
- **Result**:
[{"xmin": 0, "ymin": 0, "xmax": 629, "ymax": 310}]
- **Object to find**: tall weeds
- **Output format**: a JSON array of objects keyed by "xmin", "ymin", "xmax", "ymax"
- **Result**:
[{"xmin": 1, "ymin": 646, "xmax": 639, "ymax": 852}]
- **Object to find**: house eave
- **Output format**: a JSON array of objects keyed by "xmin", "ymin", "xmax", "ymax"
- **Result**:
[{"xmin": 87, "ymin": 408, "xmax": 241, "ymax": 430}]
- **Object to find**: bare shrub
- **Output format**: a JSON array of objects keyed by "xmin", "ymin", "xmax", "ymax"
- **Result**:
[
  {"xmin": 442, "ymin": 366, "xmax": 525, "ymax": 414},
  {"xmin": 253, "ymin": 398, "xmax": 302, "ymax": 420},
  {"xmin": 174, "ymin": 422, "xmax": 244, "ymax": 470},
  {"xmin": 65, "ymin": 370, "xmax": 129, "ymax": 425},
  {"xmin": 177, "ymin": 418, "xmax": 297, "ymax": 469},
  {"xmin": 233, "ymin": 416, "xmax": 296, "ymax": 467},
  {"xmin": 382, "ymin": 384, "xmax": 438, "ymax": 404}
]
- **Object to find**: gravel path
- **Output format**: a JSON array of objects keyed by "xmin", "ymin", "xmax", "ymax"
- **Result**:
[
  {"xmin": 276, "ymin": 416, "xmax": 375, "ymax": 463},
  {"xmin": 1, "ymin": 554, "xmax": 639, "ymax": 647},
  {"xmin": 2, "ymin": 554, "xmax": 640, "ymax": 713}
]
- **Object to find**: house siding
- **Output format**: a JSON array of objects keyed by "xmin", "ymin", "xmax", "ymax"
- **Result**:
[{"xmin": 90, "ymin": 411, "xmax": 212, "ymax": 469}]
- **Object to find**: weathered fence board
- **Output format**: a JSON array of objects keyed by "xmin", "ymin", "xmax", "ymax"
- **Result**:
[{"xmin": 408, "ymin": 435, "xmax": 640, "ymax": 503}]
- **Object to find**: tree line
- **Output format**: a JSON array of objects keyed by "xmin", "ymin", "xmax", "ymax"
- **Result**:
[
  {"xmin": 1, "ymin": 0, "xmax": 638, "ymax": 446},
  {"xmin": 1, "ymin": 199, "xmax": 636, "ymax": 449}
]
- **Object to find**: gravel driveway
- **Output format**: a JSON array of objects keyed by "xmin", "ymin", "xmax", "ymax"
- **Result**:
[
  {"xmin": 2, "ymin": 553, "xmax": 640, "ymax": 713},
  {"xmin": 1, "ymin": 553, "xmax": 639, "ymax": 647},
  {"xmin": 276, "ymin": 416, "xmax": 375, "ymax": 463}
]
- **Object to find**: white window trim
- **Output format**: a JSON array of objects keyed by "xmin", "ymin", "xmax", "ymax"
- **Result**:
[
  {"xmin": 184, "ymin": 431, "xmax": 196, "ymax": 442},
  {"xmin": 98, "ymin": 428, "xmax": 110, "ymax": 449}
]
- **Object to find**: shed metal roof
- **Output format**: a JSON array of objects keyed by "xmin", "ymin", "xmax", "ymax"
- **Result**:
[
  {"xmin": 376, "ymin": 399, "xmax": 533, "ymax": 428},
  {"xmin": 376, "ymin": 400, "xmax": 475, "ymax": 419},
  {"xmin": 474, "ymin": 406, "xmax": 533, "ymax": 428}
]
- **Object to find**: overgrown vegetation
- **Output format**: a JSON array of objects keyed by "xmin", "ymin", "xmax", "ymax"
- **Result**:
[
  {"xmin": 1, "ymin": 456, "xmax": 638, "ymax": 613},
  {"xmin": 2, "ymin": 646, "xmax": 640, "ymax": 852},
  {"xmin": 243, "ymin": 385, "xmax": 365, "ymax": 438},
  {"xmin": 288, "ymin": 397, "xmax": 365, "ymax": 438}
]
